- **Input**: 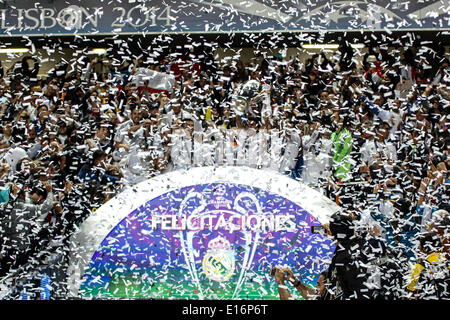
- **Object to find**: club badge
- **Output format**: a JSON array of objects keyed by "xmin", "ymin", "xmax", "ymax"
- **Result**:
[{"xmin": 202, "ymin": 236, "xmax": 235, "ymax": 282}]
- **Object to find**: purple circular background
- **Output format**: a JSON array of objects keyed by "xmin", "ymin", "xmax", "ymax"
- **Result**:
[{"xmin": 79, "ymin": 182, "xmax": 335, "ymax": 299}]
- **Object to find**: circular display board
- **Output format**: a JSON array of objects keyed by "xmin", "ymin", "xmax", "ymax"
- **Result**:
[{"xmin": 67, "ymin": 166, "xmax": 340, "ymax": 299}]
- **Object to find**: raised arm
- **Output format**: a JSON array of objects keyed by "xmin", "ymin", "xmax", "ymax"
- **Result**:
[
  {"xmin": 285, "ymin": 268, "xmax": 318, "ymax": 300},
  {"xmin": 272, "ymin": 267, "xmax": 292, "ymax": 300}
]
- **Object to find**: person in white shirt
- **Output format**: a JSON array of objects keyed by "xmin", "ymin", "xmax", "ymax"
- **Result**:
[
  {"xmin": 254, "ymin": 124, "xmax": 271, "ymax": 169},
  {"xmin": 360, "ymin": 122, "xmax": 397, "ymax": 166},
  {"xmin": 113, "ymin": 105, "xmax": 150, "ymax": 184},
  {"xmin": 359, "ymin": 120, "xmax": 377, "ymax": 165},
  {"xmin": 222, "ymin": 126, "xmax": 239, "ymax": 166},
  {"xmin": 279, "ymin": 126, "xmax": 301, "ymax": 174},
  {"xmin": 162, "ymin": 98, "xmax": 202, "ymax": 132},
  {"xmin": 240, "ymin": 117, "xmax": 270, "ymax": 169},
  {"xmin": 168, "ymin": 116, "xmax": 202, "ymax": 170},
  {"xmin": 301, "ymin": 125, "xmax": 333, "ymax": 187},
  {"xmin": 234, "ymin": 123, "xmax": 249, "ymax": 167},
  {"xmin": 144, "ymin": 117, "xmax": 166, "ymax": 176},
  {"xmin": 387, "ymin": 99, "xmax": 406, "ymax": 142},
  {"xmin": 432, "ymin": 59, "xmax": 449, "ymax": 85},
  {"xmin": 113, "ymin": 105, "xmax": 147, "ymax": 162},
  {"xmin": 268, "ymin": 124, "xmax": 284, "ymax": 172},
  {"xmin": 202, "ymin": 120, "xmax": 225, "ymax": 166}
]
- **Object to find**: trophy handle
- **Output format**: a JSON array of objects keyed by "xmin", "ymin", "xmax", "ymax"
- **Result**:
[
  {"xmin": 231, "ymin": 192, "xmax": 263, "ymax": 298},
  {"xmin": 177, "ymin": 192, "xmax": 206, "ymax": 299}
]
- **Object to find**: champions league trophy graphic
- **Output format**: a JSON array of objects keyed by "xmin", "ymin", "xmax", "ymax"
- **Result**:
[{"xmin": 177, "ymin": 185, "xmax": 265, "ymax": 299}]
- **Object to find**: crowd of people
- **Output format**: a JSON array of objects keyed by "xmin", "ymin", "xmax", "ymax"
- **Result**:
[{"xmin": 0, "ymin": 37, "xmax": 448, "ymax": 299}]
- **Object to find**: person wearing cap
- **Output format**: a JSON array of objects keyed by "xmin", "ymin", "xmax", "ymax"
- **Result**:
[{"xmin": 1, "ymin": 146, "xmax": 28, "ymax": 176}]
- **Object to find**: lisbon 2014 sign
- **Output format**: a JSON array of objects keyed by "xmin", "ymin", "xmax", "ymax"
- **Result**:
[
  {"xmin": 0, "ymin": 0, "xmax": 447, "ymax": 37},
  {"xmin": 67, "ymin": 166, "xmax": 340, "ymax": 299}
]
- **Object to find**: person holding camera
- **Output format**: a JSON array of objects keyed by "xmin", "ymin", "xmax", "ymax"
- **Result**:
[
  {"xmin": 272, "ymin": 213, "xmax": 375, "ymax": 300},
  {"xmin": 272, "ymin": 266, "xmax": 327, "ymax": 300}
]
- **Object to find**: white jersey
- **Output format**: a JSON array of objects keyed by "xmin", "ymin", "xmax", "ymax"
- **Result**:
[
  {"xmin": 162, "ymin": 110, "xmax": 202, "ymax": 132},
  {"xmin": 255, "ymin": 129, "xmax": 271, "ymax": 169},
  {"xmin": 202, "ymin": 127, "xmax": 225, "ymax": 166},
  {"xmin": 235, "ymin": 128, "xmax": 248, "ymax": 167},
  {"xmin": 301, "ymin": 129, "xmax": 333, "ymax": 185},
  {"xmin": 113, "ymin": 119, "xmax": 146, "ymax": 162},
  {"xmin": 360, "ymin": 139, "xmax": 397, "ymax": 165},
  {"xmin": 223, "ymin": 128, "xmax": 238, "ymax": 166},
  {"xmin": 169, "ymin": 129, "xmax": 202, "ymax": 170},
  {"xmin": 268, "ymin": 129, "xmax": 283, "ymax": 171},
  {"xmin": 389, "ymin": 110, "xmax": 405, "ymax": 141},
  {"xmin": 279, "ymin": 129, "xmax": 301, "ymax": 173}
]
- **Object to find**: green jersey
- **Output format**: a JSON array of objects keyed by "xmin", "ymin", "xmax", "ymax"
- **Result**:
[{"xmin": 330, "ymin": 128, "xmax": 353, "ymax": 181}]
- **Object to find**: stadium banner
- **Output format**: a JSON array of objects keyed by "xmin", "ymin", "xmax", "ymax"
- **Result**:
[
  {"xmin": 66, "ymin": 166, "xmax": 340, "ymax": 299},
  {"xmin": 0, "ymin": 0, "xmax": 448, "ymax": 37}
]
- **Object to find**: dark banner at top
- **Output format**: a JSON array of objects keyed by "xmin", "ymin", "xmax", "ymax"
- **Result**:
[{"xmin": 0, "ymin": 0, "xmax": 448, "ymax": 36}]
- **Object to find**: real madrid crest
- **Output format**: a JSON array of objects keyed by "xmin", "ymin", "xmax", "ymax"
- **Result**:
[{"xmin": 202, "ymin": 236, "xmax": 235, "ymax": 282}]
